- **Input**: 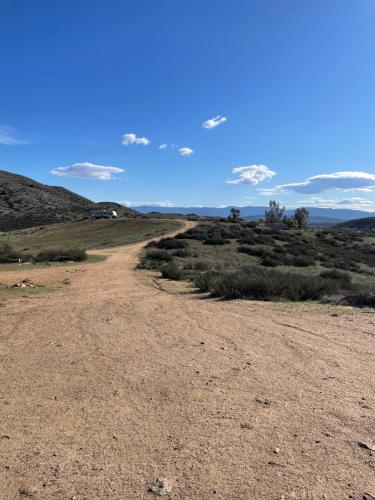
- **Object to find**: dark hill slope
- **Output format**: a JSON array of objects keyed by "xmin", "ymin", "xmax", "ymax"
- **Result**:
[
  {"xmin": 0, "ymin": 170, "xmax": 137, "ymax": 231},
  {"xmin": 336, "ymin": 217, "xmax": 375, "ymax": 230}
]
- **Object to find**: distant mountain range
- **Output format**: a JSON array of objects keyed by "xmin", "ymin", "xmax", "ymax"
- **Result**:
[
  {"xmin": 135, "ymin": 205, "xmax": 375, "ymax": 226},
  {"xmin": 0, "ymin": 170, "xmax": 138, "ymax": 231},
  {"xmin": 1, "ymin": 168, "xmax": 374, "ymax": 232}
]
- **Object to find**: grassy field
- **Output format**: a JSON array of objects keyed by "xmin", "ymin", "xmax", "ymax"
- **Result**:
[
  {"xmin": 2, "ymin": 218, "xmax": 183, "ymax": 255},
  {"xmin": 0, "ymin": 254, "xmax": 106, "ymax": 272}
]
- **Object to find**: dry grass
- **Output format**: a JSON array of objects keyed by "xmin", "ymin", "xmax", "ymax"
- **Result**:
[{"xmin": 2, "ymin": 218, "xmax": 183, "ymax": 255}]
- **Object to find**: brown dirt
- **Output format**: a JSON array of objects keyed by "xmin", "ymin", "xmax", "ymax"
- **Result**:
[{"xmin": 0, "ymin": 221, "xmax": 374, "ymax": 499}]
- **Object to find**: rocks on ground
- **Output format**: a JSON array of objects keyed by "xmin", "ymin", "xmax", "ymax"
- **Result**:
[{"xmin": 148, "ymin": 478, "xmax": 172, "ymax": 496}]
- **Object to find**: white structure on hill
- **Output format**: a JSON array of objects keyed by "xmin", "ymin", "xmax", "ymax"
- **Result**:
[{"xmin": 90, "ymin": 209, "xmax": 118, "ymax": 219}]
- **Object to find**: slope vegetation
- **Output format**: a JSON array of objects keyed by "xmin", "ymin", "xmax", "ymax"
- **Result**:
[{"xmin": 7, "ymin": 218, "xmax": 183, "ymax": 255}]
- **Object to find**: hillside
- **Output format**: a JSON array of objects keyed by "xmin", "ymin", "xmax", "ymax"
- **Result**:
[
  {"xmin": 336, "ymin": 217, "xmax": 375, "ymax": 230},
  {"xmin": 8, "ymin": 218, "xmax": 183, "ymax": 254},
  {"xmin": 0, "ymin": 170, "xmax": 138, "ymax": 231}
]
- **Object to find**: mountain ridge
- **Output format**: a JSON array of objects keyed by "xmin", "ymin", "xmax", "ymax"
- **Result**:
[{"xmin": 134, "ymin": 204, "xmax": 375, "ymax": 224}]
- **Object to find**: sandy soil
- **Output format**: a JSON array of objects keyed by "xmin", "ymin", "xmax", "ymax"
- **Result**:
[{"xmin": 0, "ymin": 221, "xmax": 374, "ymax": 499}]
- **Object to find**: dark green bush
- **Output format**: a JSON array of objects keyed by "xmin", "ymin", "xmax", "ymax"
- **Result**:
[
  {"xmin": 160, "ymin": 262, "xmax": 184, "ymax": 280},
  {"xmin": 193, "ymin": 266, "xmax": 338, "ymax": 301},
  {"xmin": 157, "ymin": 238, "xmax": 188, "ymax": 250},
  {"xmin": 260, "ymin": 256, "xmax": 280, "ymax": 267},
  {"xmin": 340, "ymin": 293, "xmax": 375, "ymax": 308},
  {"xmin": 193, "ymin": 270, "xmax": 222, "ymax": 292},
  {"xmin": 238, "ymin": 245, "xmax": 264, "ymax": 257},
  {"xmin": 145, "ymin": 240, "xmax": 158, "ymax": 248},
  {"xmin": 193, "ymin": 260, "xmax": 210, "ymax": 271},
  {"xmin": 286, "ymin": 255, "xmax": 315, "ymax": 267},
  {"xmin": 145, "ymin": 249, "xmax": 173, "ymax": 261},
  {"xmin": 34, "ymin": 248, "xmax": 87, "ymax": 262},
  {"xmin": 319, "ymin": 269, "xmax": 352, "ymax": 288},
  {"xmin": 172, "ymin": 248, "xmax": 191, "ymax": 257},
  {"xmin": 203, "ymin": 238, "xmax": 230, "ymax": 245}
]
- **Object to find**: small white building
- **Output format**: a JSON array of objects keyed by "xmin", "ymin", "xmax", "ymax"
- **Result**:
[{"xmin": 90, "ymin": 209, "xmax": 118, "ymax": 220}]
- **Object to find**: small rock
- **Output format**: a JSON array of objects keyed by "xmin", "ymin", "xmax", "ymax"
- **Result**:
[
  {"xmin": 19, "ymin": 485, "xmax": 36, "ymax": 497},
  {"xmin": 358, "ymin": 441, "xmax": 375, "ymax": 451},
  {"xmin": 240, "ymin": 423, "xmax": 251, "ymax": 430},
  {"xmin": 256, "ymin": 398, "xmax": 272, "ymax": 406},
  {"xmin": 274, "ymin": 447, "xmax": 280, "ymax": 454},
  {"xmin": 148, "ymin": 478, "xmax": 172, "ymax": 496},
  {"xmin": 12, "ymin": 279, "xmax": 35, "ymax": 288}
]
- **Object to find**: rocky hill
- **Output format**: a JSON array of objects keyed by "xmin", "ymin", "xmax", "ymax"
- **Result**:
[{"xmin": 0, "ymin": 169, "xmax": 138, "ymax": 231}]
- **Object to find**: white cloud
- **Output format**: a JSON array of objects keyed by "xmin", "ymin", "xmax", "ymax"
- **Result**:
[
  {"xmin": 159, "ymin": 144, "xmax": 168, "ymax": 150},
  {"xmin": 202, "ymin": 115, "xmax": 227, "ymax": 129},
  {"xmin": 122, "ymin": 133, "xmax": 150, "ymax": 146},
  {"xmin": 257, "ymin": 187, "xmax": 282, "ymax": 196},
  {"xmin": 51, "ymin": 162, "xmax": 124, "ymax": 180},
  {"xmin": 260, "ymin": 171, "xmax": 375, "ymax": 195},
  {"xmin": 121, "ymin": 200, "xmax": 174, "ymax": 207},
  {"xmin": 293, "ymin": 197, "xmax": 375, "ymax": 211},
  {"xmin": 179, "ymin": 147, "xmax": 194, "ymax": 156},
  {"xmin": 226, "ymin": 164, "xmax": 276, "ymax": 185},
  {"xmin": 0, "ymin": 124, "xmax": 29, "ymax": 145}
]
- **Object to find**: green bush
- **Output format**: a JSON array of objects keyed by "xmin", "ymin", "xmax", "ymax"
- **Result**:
[
  {"xmin": 34, "ymin": 248, "xmax": 87, "ymax": 262},
  {"xmin": 340, "ymin": 293, "xmax": 375, "ymax": 308},
  {"xmin": 193, "ymin": 270, "xmax": 222, "ymax": 292},
  {"xmin": 193, "ymin": 266, "xmax": 338, "ymax": 301},
  {"xmin": 193, "ymin": 260, "xmax": 210, "ymax": 271},
  {"xmin": 203, "ymin": 238, "xmax": 230, "ymax": 245},
  {"xmin": 157, "ymin": 238, "xmax": 188, "ymax": 249},
  {"xmin": 161, "ymin": 262, "xmax": 184, "ymax": 280},
  {"xmin": 172, "ymin": 248, "xmax": 191, "ymax": 257},
  {"xmin": 145, "ymin": 249, "xmax": 173, "ymax": 261},
  {"xmin": 238, "ymin": 245, "xmax": 265, "ymax": 257},
  {"xmin": 260, "ymin": 256, "xmax": 280, "ymax": 267},
  {"xmin": 319, "ymin": 269, "xmax": 352, "ymax": 288},
  {"xmin": 286, "ymin": 255, "xmax": 315, "ymax": 267}
]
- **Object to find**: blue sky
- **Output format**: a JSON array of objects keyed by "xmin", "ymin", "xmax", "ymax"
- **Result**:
[{"xmin": 1, "ymin": 0, "xmax": 375, "ymax": 210}]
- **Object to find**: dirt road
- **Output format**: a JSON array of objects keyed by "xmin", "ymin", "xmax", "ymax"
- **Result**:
[{"xmin": 0, "ymin": 221, "xmax": 374, "ymax": 499}]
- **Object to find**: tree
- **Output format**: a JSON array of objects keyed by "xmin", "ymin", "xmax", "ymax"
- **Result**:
[
  {"xmin": 294, "ymin": 207, "xmax": 309, "ymax": 229},
  {"xmin": 265, "ymin": 200, "xmax": 284, "ymax": 223},
  {"xmin": 228, "ymin": 207, "xmax": 241, "ymax": 222}
]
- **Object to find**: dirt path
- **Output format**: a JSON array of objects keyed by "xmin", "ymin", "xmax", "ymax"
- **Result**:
[{"xmin": 0, "ymin": 221, "xmax": 374, "ymax": 499}]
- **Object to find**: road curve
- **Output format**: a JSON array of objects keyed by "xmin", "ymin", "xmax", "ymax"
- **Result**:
[{"xmin": 0, "ymin": 220, "xmax": 374, "ymax": 499}]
